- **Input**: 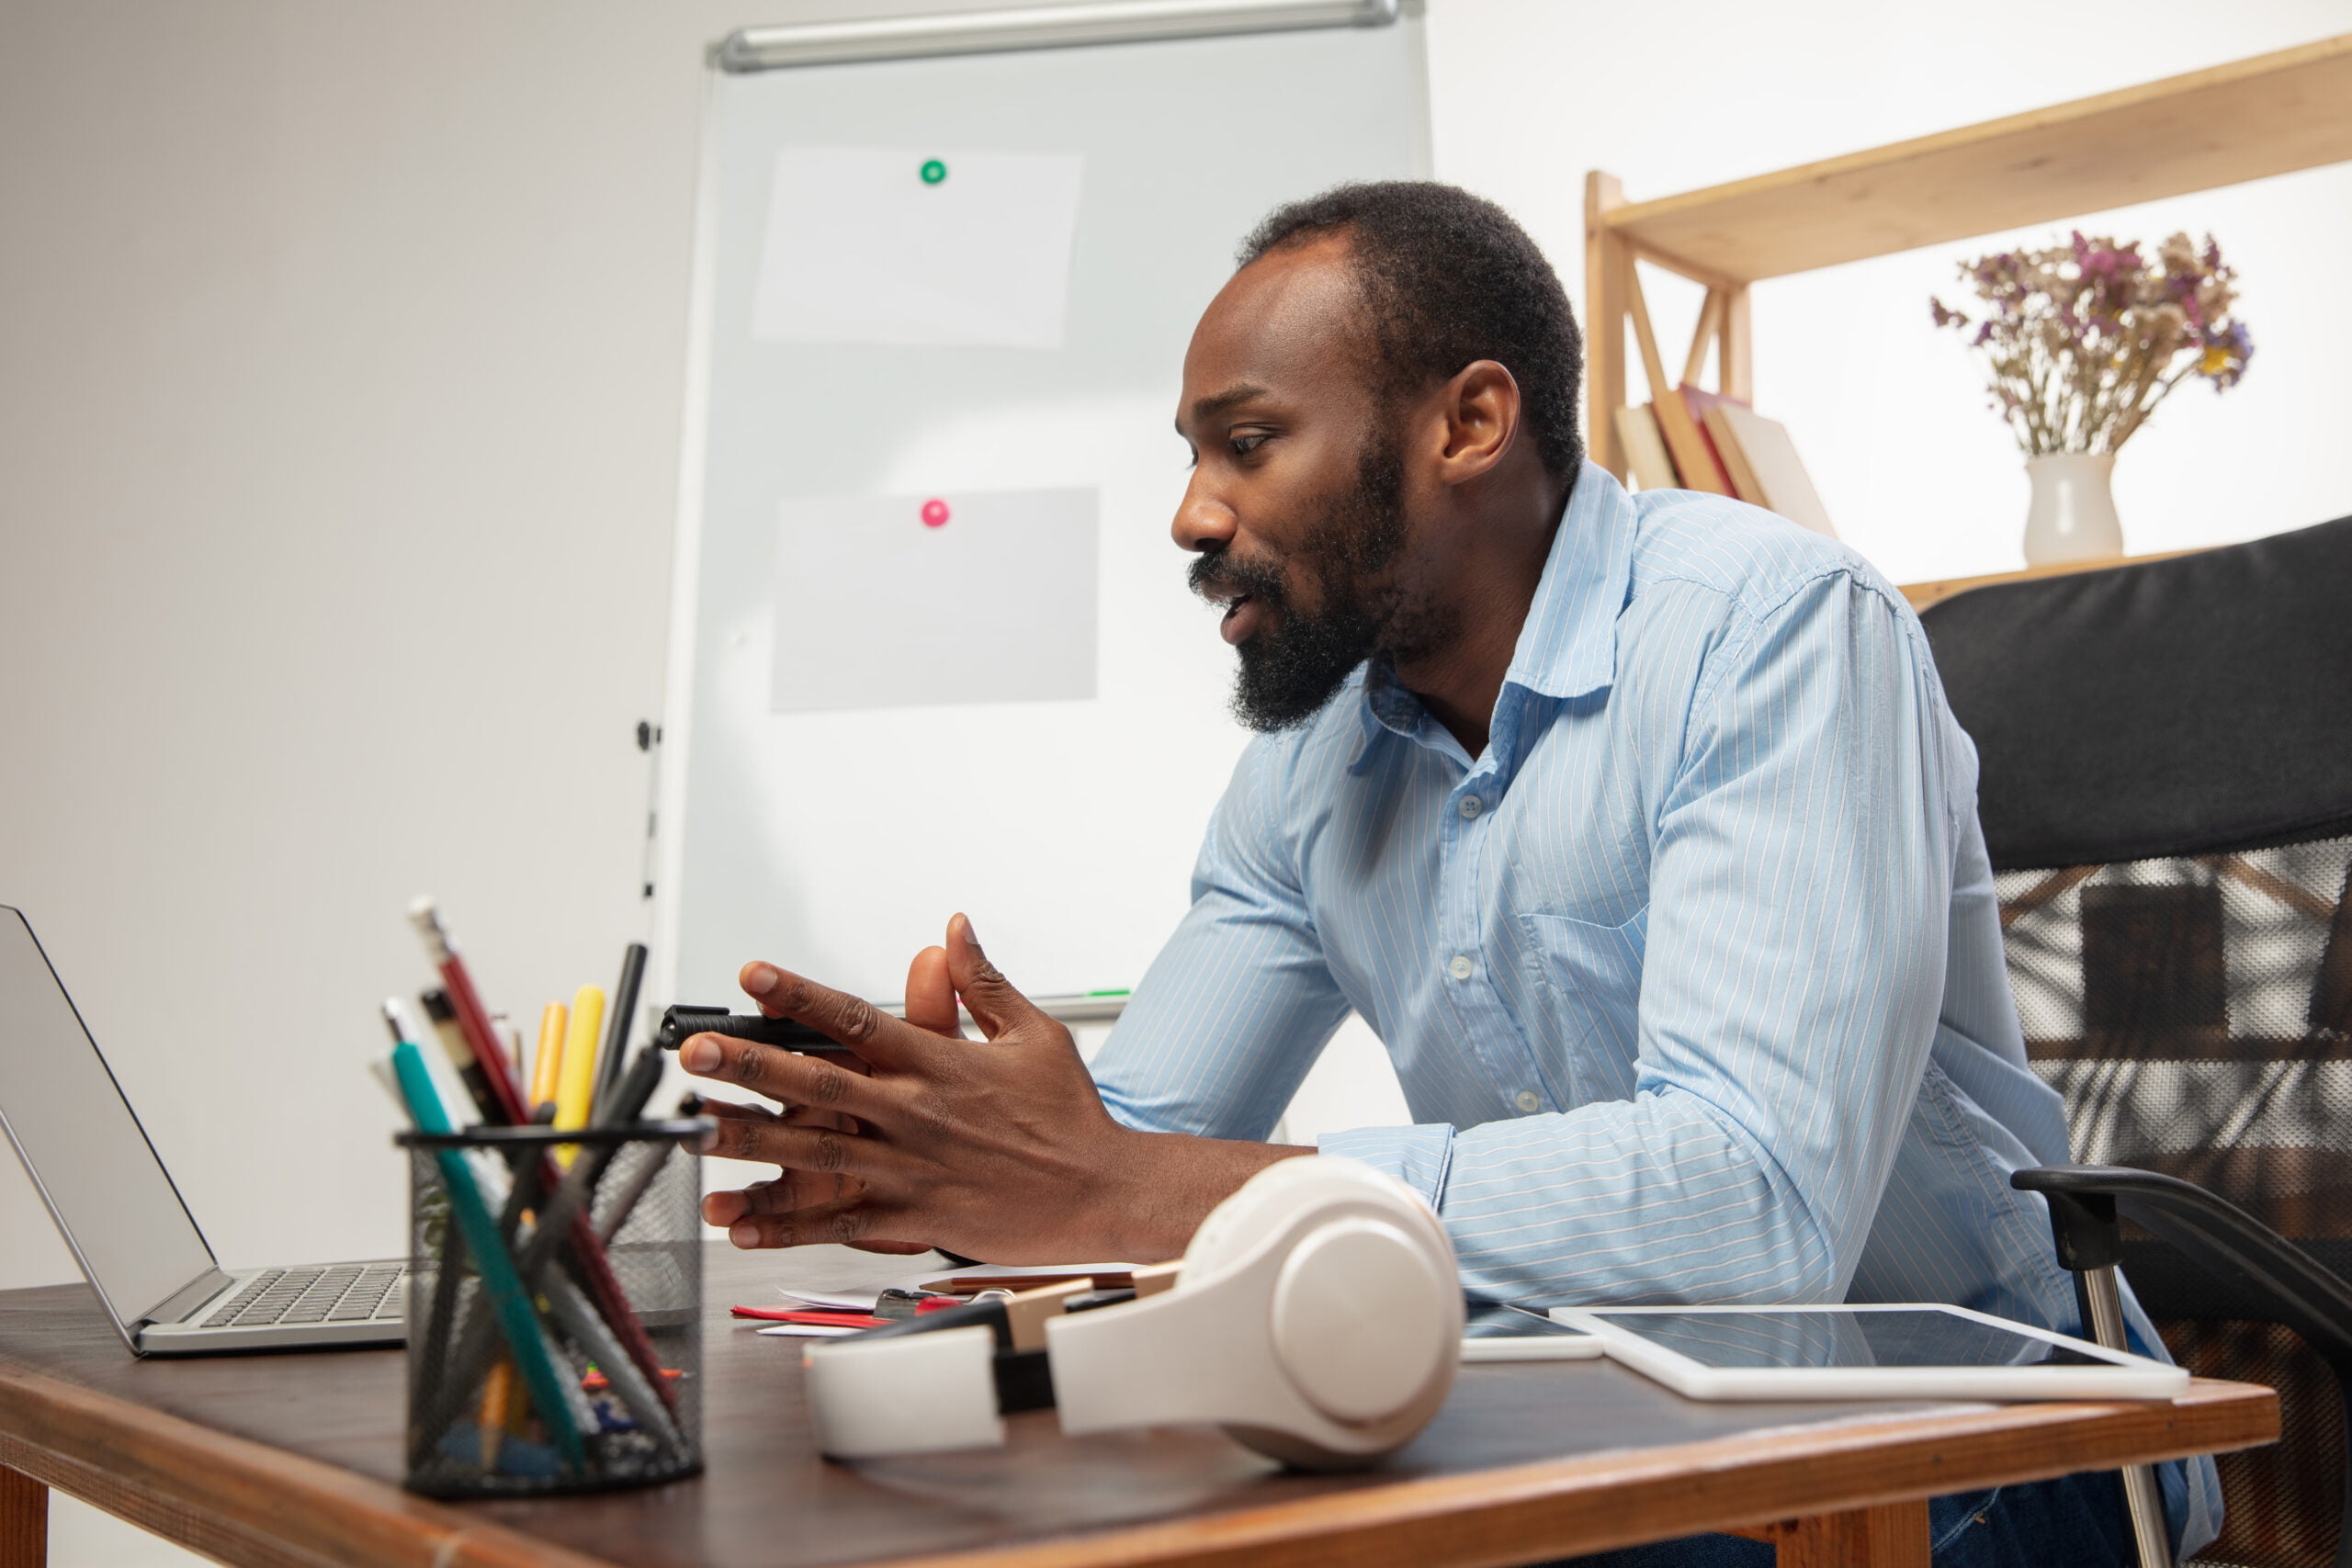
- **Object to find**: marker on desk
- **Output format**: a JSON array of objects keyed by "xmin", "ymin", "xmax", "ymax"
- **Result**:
[
  {"xmin": 528, "ymin": 1000, "xmax": 568, "ymax": 1122},
  {"xmin": 407, "ymin": 897, "xmax": 527, "ymax": 1124},
  {"xmin": 590, "ymin": 942, "xmax": 648, "ymax": 1119}
]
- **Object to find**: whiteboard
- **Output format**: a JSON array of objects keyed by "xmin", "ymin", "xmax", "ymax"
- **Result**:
[{"xmin": 654, "ymin": 3, "xmax": 1430, "ymax": 1010}]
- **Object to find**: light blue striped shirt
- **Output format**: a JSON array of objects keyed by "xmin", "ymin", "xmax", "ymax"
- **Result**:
[{"xmin": 1095, "ymin": 464, "xmax": 2217, "ymax": 1552}]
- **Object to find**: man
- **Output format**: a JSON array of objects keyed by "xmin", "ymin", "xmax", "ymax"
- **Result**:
[{"xmin": 678, "ymin": 183, "xmax": 2217, "ymax": 1564}]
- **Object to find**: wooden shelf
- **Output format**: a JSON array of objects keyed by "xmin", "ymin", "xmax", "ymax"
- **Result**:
[
  {"xmin": 1602, "ymin": 33, "xmax": 2352, "ymax": 285},
  {"xmin": 1583, "ymin": 33, "xmax": 2352, "ymax": 481}
]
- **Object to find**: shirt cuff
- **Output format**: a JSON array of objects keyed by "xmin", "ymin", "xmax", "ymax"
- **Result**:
[{"xmin": 1317, "ymin": 1122, "xmax": 1456, "ymax": 1210}]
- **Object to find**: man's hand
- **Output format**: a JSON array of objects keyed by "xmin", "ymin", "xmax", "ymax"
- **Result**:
[{"xmin": 681, "ymin": 914, "xmax": 1306, "ymax": 1263}]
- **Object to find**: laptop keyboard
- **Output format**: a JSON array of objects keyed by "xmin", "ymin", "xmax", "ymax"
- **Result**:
[{"xmin": 201, "ymin": 1265, "xmax": 407, "ymax": 1327}]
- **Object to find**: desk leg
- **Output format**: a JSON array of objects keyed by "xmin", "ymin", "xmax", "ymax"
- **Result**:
[
  {"xmin": 1745, "ymin": 1500, "xmax": 1929, "ymax": 1567},
  {"xmin": 0, "ymin": 1465, "xmax": 44, "ymax": 1568}
]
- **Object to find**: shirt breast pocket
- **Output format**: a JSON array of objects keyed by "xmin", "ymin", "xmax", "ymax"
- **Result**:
[{"xmin": 1519, "ymin": 908, "xmax": 1648, "ymax": 1102}]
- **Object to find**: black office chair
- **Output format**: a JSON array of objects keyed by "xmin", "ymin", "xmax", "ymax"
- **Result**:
[{"xmin": 1919, "ymin": 514, "xmax": 2352, "ymax": 1568}]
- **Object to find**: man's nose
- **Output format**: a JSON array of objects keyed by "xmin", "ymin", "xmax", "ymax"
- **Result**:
[{"xmin": 1171, "ymin": 476, "xmax": 1237, "ymax": 554}]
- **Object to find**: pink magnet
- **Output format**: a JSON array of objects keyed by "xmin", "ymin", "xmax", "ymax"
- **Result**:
[{"xmin": 920, "ymin": 499, "xmax": 951, "ymax": 528}]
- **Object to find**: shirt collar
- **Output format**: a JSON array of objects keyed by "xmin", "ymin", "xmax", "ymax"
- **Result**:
[
  {"xmin": 1353, "ymin": 460, "xmax": 1637, "ymax": 758},
  {"xmin": 1500, "ymin": 460, "xmax": 1637, "ymax": 701}
]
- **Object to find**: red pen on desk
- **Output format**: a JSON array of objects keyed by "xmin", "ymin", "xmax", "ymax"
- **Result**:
[{"xmin": 407, "ymin": 896, "xmax": 526, "ymax": 1122}]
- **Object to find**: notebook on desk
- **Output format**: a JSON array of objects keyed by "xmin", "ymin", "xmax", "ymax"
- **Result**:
[{"xmin": 0, "ymin": 905, "xmax": 406, "ymax": 1355}]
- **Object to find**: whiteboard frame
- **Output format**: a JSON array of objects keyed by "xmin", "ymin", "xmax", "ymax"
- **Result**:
[{"xmin": 718, "ymin": 0, "xmax": 1397, "ymax": 73}]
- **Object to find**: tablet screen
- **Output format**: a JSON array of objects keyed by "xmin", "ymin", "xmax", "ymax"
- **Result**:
[{"xmin": 1586, "ymin": 1309, "xmax": 2101, "ymax": 1371}]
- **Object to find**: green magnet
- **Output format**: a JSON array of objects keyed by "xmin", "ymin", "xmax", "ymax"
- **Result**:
[{"xmin": 920, "ymin": 158, "xmax": 947, "ymax": 185}]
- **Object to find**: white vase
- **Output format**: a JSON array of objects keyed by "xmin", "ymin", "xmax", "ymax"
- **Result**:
[{"xmin": 2022, "ymin": 453, "xmax": 2123, "ymax": 567}]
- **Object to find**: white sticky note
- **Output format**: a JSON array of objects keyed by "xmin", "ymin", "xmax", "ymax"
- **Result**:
[
  {"xmin": 751, "ymin": 148, "xmax": 1083, "ymax": 349},
  {"xmin": 771, "ymin": 488, "xmax": 1097, "ymax": 714}
]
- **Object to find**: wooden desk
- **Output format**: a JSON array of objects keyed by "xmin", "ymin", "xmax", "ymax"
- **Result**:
[{"xmin": 0, "ymin": 1248, "xmax": 2275, "ymax": 1568}]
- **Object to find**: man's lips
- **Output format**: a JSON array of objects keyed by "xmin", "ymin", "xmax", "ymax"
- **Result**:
[{"xmin": 1219, "ymin": 592, "xmax": 1270, "ymax": 646}]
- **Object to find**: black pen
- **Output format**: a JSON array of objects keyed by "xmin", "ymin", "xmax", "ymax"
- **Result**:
[
  {"xmin": 653, "ymin": 1006, "xmax": 847, "ymax": 1055},
  {"xmin": 418, "ymin": 987, "xmax": 501, "ymax": 1122},
  {"xmin": 590, "ymin": 942, "xmax": 649, "ymax": 1119}
]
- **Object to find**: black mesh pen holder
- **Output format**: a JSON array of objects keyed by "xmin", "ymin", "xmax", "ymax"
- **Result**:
[{"xmin": 395, "ymin": 1119, "xmax": 708, "ymax": 1498}]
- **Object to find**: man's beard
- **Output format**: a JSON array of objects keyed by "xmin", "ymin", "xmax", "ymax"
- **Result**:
[{"xmin": 1188, "ymin": 437, "xmax": 1412, "ymax": 733}]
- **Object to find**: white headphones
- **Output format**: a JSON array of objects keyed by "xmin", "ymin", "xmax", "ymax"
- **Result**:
[{"xmin": 802, "ymin": 1157, "xmax": 1462, "ymax": 1470}]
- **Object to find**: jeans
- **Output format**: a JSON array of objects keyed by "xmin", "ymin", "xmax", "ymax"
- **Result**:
[{"xmin": 1538, "ymin": 1468, "xmax": 2140, "ymax": 1568}]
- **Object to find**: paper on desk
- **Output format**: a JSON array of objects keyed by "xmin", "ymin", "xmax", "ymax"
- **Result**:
[
  {"xmin": 757, "ymin": 1322, "xmax": 864, "ymax": 1338},
  {"xmin": 767, "ymin": 1244, "xmax": 956, "ymax": 1307},
  {"xmin": 775, "ymin": 1287, "xmax": 881, "ymax": 1312},
  {"xmin": 771, "ymin": 487, "xmax": 1096, "ymax": 714},
  {"xmin": 751, "ymin": 146, "xmax": 1083, "ymax": 349}
]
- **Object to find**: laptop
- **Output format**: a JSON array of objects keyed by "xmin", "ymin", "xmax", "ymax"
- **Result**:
[{"xmin": 0, "ymin": 905, "xmax": 406, "ymax": 1354}]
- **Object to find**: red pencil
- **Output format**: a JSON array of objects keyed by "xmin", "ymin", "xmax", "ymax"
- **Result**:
[{"xmin": 406, "ymin": 897, "xmax": 526, "ymax": 1121}]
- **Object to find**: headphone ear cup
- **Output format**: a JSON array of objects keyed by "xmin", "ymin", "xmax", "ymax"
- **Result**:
[
  {"xmin": 1181, "ymin": 1154, "xmax": 1360, "ymax": 1283},
  {"xmin": 1188, "ymin": 1159, "xmax": 1462, "ymax": 1470}
]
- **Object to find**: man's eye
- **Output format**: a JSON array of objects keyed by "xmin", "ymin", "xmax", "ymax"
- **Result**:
[{"xmin": 1230, "ymin": 434, "xmax": 1269, "ymax": 457}]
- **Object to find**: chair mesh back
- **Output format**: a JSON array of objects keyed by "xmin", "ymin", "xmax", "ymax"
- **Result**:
[
  {"xmin": 1927, "ymin": 524, "xmax": 2352, "ymax": 1568},
  {"xmin": 2002, "ymin": 844, "xmax": 2352, "ymax": 1568}
]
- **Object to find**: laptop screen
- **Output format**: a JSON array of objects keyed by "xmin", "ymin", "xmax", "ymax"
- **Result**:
[{"xmin": 0, "ymin": 908, "xmax": 216, "ymax": 1325}]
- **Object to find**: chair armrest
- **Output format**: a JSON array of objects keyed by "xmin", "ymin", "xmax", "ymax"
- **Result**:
[{"xmin": 2013, "ymin": 1165, "xmax": 2352, "ymax": 1370}]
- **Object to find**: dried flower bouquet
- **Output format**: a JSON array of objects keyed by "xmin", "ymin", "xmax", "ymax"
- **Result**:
[{"xmin": 1931, "ymin": 231, "xmax": 2253, "ymax": 457}]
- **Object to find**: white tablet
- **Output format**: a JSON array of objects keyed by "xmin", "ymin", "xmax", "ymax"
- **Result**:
[
  {"xmin": 1461, "ymin": 1303, "xmax": 1604, "ymax": 1362},
  {"xmin": 1548, "ymin": 1303, "xmax": 2188, "ymax": 1401}
]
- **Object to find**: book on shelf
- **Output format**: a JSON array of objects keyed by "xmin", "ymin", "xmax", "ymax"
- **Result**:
[
  {"xmin": 1675, "ymin": 385, "xmax": 1743, "ymax": 492},
  {"xmin": 1701, "ymin": 403, "xmax": 1837, "ymax": 538},
  {"xmin": 1647, "ymin": 383, "xmax": 1731, "ymax": 495},
  {"xmin": 1612, "ymin": 404, "xmax": 1679, "ymax": 492},
  {"xmin": 1611, "ymin": 389, "xmax": 1837, "ymax": 541}
]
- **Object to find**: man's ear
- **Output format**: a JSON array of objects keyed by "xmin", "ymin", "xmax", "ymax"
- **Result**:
[{"xmin": 1430, "ymin": 360, "xmax": 1521, "ymax": 487}]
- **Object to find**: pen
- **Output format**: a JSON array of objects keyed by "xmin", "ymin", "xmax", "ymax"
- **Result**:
[
  {"xmin": 590, "ymin": 942, "xmax": 648, "ymax": 1119},
  {"xmin": 407, "ymin": 897, "xmax": 528, "ymax": 1123},
  {"xmin": 414, "ymin": 989, "xmax": 498, "ymax": 1123},
  {"xmin": 389, "ymin": 1038, "xmax": 586, "ymax": 1469},
  {"xmin": 652, "ymin": 1007, "xmax": 847, "ymax": 1055},
  {"xmin": 589, "ymin": 1047, "xmax": 678, "ymax": 1245}
]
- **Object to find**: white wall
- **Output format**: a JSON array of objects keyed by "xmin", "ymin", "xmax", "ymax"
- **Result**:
[{"xmin": 2, "ymin": 4, "xmax": 2346, "ymax": 1560}]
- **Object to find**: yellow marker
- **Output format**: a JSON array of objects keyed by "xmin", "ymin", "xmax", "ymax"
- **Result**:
[
  {"xmin": 553, "ymin": 984, "xmax": 605, "ymax": 1162},
  {"xmin": 528, "ymin": 1002, "xmax": 568, "ymax": 1119}
]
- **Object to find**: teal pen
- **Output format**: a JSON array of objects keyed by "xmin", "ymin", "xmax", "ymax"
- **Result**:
[{"xmin": 390, "ymin": 1040, "xmax": 587, "ymax": 1470}]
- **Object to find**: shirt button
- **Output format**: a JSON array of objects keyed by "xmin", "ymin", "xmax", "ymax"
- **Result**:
[
  {"xmin": 1448, "ymin": 954, "xmax": 1474, "ymax": 980},
  {"xmin": 1458, "ymin": 795, "xmax": 1483, "ymax": 819},
  {"xmin": 1515, "ymin": 1089, "xmax": 1542, "ymax": 1113}
]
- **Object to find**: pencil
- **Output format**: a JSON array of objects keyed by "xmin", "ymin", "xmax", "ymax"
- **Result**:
[
  {"xmin": 529, "ymin": 1001, "xmax": 568, "ymax": 1122},
  {"xmin": 479, "ymin": 1359, "xmax": 513, "ymax": 1469}
]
